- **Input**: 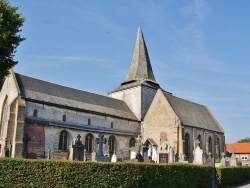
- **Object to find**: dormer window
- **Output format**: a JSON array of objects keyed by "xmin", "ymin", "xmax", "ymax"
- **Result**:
[
  {"xmin": 63, "ymin": 115, "xmax": 66, "ymax": 122},
  {"xmin": 33, "ymin": 109, "xmax": 38, "ymax": 117},
  {"xmin": 88, "ymin": 118, "xmax": 91, "ymax": 125},
  {"xmin": 111, "ymin": 122, "xmax": 113, "ymax": 129}
]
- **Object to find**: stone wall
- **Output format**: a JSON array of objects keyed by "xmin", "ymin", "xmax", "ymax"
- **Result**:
[
  {"xmin": 25, "ymin": 101, "xmax": 140, "ymax": 133},
  {"xmin": 109, "ymin": 86, "xmax": 142, "ymax": 120},
  {"xmin": 143, "ymin": 90, "xmax": 180, "ymax": 163}
]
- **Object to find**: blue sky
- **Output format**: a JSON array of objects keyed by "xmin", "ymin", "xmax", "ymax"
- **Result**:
[{"xmin": 9, "ymin": 0, "xmax": 250, "ymax": 143}]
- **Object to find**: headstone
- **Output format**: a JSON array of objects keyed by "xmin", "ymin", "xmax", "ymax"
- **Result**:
[
  {"xmin": 124, "ymin": 159, "xmax": 138, "ymax": 163},
  {"xmin": 68, "ymin": 142, "xmax": 73, "ymax": 160},
  {"xmin": 230, "ymin": 147, "xmax": 237, "ymax": 166},
  {"xmin": 151, "ymin": 146, "xmax": 157, "ymax": 162},
  {"xmin": 111, "ymin": 150, "xmax": 117, "ymax": 162},
  {"xmin": 22, "ymin": 134, "xmax": 31, "ymax": 158},
  {"xmin": 220, "ymin": 152, "xmax": 226, "ymax": 166},
  {"xmin": 193, "ymin": 146, "xmax": 203, "ymax": 165},
  {"xmin": 136, "ymin": 151, "xmax": 143, "ymax": 162},
  {"xmin": 47, "ymin": 148, "xmax": 51, "ymax": 159},
  {"xmin": 159, "ymin": 153, "xmax": 168, "ymax": 163},
  {"xmin": 169, "ymin": 146, "xmax": 175, "ymax": 163},
  {"xmin": 178, "ymin": 153, "xmax": 188, "ymax": 163},
  {"xmin": 72, "ymin": 135, "xmax": 85, "ymax": 161},
  {"xmin": 95, "ymin": 134, "xmax": 111, "ymax": 162},
  {"xmin": 130, "ymin": 147, "xmax": 137, "ymax": 159},
  {"xmin": 91, "ymin": 151, "xmax": 96, "ymax": 162}
]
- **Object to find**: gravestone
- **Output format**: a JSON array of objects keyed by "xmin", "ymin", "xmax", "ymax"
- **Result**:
[
  {"xmin": 111, "ymin": 150, "xmax": 117, "ymax": 162},
  {"xmin": 193, "ymin": 146, "xmax": 203, "ymax": 165},
  {"xmin": 220, "ymin": 152, "xmax": 226, "ymax": 166},
  {"xmin": 72, "ymin": 135, "xmax": 85, "ymax": 161},
  {"xmin": 22, "ymin": 134, "xmax": 31, "ymax": 158},
  {"xmin": 159, "ymin": 153, "xmax": 168, "ymax": 163},
  {"xmin": 47, "ymin": 148, "xmax": 51, "ymax": 159},
  {"xmin": 95, "ymin": 134, "xmax": 111, "ymax": 162},
  {"xmin": 68, "ymin": 142, "xmax": 73, "ymax": 160},
  {"xmin": 130, "ymin": 147, "xmax": 137, "ymax": 159},
  {"xmin": 169, "ymin": 146, "xmax": 175, "ymax": 163},
  {"xmin": 230, "ymin": 147, "xmax": 237, "ymax": 166},
  {"xmin": 91, "ymin": 151, "xmax": 96, "ymax": 162}
]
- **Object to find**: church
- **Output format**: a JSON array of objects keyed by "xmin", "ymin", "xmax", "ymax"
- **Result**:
[{"xmin": 0, "ymin": 27, "xmax": 225, "ymax": 163}]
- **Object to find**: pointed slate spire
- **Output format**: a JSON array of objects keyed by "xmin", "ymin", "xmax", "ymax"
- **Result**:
[
  {"xmin": 112, "ymin": 27, "xmax": 160, "ymax": 92},
  {"xmin": 125, "ymin": 26, "xmax": 156, "ymax": 83}
]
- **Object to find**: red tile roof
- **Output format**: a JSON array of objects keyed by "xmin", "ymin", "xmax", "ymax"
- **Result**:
[{"xmin": 226, "ymin": 143, "xmax": 250, "ymax": 154}]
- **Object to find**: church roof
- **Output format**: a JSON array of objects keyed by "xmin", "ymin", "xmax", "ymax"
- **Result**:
[
  {"xmin": 164, "ymin": 92, "xmax": 224, "ymax": 133},
  {"xmin": 112, "ymin": 27, "xmax": 160, "ymax": 92},
  {"xmin": 15, "ymin": 73, "xmax": 139, "ymax": 121}
]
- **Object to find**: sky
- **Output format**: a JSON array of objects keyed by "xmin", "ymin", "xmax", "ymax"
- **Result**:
[{"xmin": 9, "ymin": 0, "xmax": 250, "ymax": 143}]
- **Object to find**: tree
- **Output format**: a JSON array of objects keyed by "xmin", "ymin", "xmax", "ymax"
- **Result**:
[
  {"xmin": 237, "ymin": 137, "xmax": 250, "ymax": 143},
  {"xmin": 0, "ymin": 0, "xmax": 25, "ymax": 81}
]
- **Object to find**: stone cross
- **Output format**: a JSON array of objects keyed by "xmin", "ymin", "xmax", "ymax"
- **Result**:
[
  {"xmin": 96, "ymin": 134, "xmax": 107, "ymax": 156},
  {"xmin": 195, "ymin": 139, "xmax": 200, "ymax": 148},
  {"xmin": 231, "ymin": 147, "xmax": 236, "ymax": 155},
  {"xmin": 77, "ymin": 134, "xmax": 81, "ymax": 142}
]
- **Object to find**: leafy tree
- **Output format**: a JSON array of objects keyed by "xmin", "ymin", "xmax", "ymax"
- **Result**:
[
  {"xmin": 237, "ymin": 137, "xmax": 250, "ymax": 143},
  {"xmin": 0, "ymin": 0, "xmax": 25, "ymax": 80}
]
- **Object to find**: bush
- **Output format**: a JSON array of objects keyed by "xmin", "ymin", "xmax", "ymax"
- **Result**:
[
  {"xmin": 216, "ymin": 166, "xmax": 250, "ymax": 187},
  {"xmin": 0, "ymin": 158, "xmax": 213, "ymax": 188}
]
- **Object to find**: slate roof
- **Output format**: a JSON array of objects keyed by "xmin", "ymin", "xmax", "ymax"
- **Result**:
[
  {"xmin": 15, "ymin": 73, "xmax": 139, "ymax": 121},
  {"xmin": 164, "ymin": 92, "xmax": 224, "ymax": 133},
  {"xmin": 226, "ymin": 143, "xmax": 250, "ymax": 154},
  {"xmin": 112, "ymin": 26, "xmax": 160, "ymax": 92}
]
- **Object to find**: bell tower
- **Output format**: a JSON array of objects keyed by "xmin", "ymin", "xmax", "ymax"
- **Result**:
[{"xmin": 109, "ymin": 27, "xmax": 160, "ymax": 120}]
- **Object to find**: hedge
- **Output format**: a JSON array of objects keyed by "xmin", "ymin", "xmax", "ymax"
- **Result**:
[
  {"xmin": 216, "ymin": 166, "xmax": 250, "ymax": 187},
  {"xmin": 0, "ymin": 158, "xmax": 213, "ymax": 188}
]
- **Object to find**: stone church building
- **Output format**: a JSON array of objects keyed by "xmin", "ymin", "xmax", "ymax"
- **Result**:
[{"xmin": 0, "ymin": 27, "xmax": 225, "ymax": 163}]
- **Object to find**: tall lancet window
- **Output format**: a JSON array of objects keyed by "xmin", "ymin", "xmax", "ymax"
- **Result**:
[
  {"xmin": 208, "ymin": 137, "xmax": 212, "ymax": 153},
  {"xmin": 108, "ymin": 135, "xmax": 116, "ymax": 155},
  {"xmin": 59, "ymin": 130, "xmax": 69, "ymax": 150},
  {"xmin": 63, "ymin": 114, "xmax": 66, "ymax": 122},
  {"xmin": 129, "ymin": 137, "xmax": 136, "ymax": 148},
  {"xmin": 184, "ymin": 133, "xmax": 190, "ymax": 157},
  {"xmin": 33, "ymin": 109, "xmax": 38, "ymax": 117},
  {"xmin": 85, "ymin": 133, "xmax": 94, "ymax": 152}
]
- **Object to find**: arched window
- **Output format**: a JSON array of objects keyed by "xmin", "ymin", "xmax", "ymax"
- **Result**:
[
  {"xmin": 217, "ymin": 138, "xmax": 220, "ymax": 157},
  {"xmin": 85, "ymin": 133, "xmax": 94, "ymax": 152},
  {"xmin": 197, "ymin": 135, "xmax": 202, "ymax": 148},
  {"xmin": 108, "ymin": 135, "xmax": 116, "ymax": 155},
  {"xmin": 184, "ymin": 133, "xmax": 190, "ymax": 156},
  {"xmin": 208, "ymin": 137, "xmax": 212, "ymax": 153},
  {"xmin": 59, "ymin": 130, "xmax": 69, "ymax": 150},
  {"xmin": 33, "ymin": 109, "xmax": 38, "ymax": 117},
  {"xmin": 63, "ymin": 115, "xmax": 66, "ymax": 122},
  {"xmin": 111, "ymin": 122, "xmax": 113, "ymax": 129},
  {"xmin": 88, "ymin": 118, "xmax": 91, "ymax": 125},
  {"xmin": 129, "ymin": 137, "xmax": 136, "ymax": 148}
]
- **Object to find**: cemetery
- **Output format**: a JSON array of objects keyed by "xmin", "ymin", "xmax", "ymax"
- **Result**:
[{"xmin": 1, "ymin": 133, "xmax": 250, "ymax": 187}]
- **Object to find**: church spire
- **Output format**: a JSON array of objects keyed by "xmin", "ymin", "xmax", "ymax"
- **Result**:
[
  {"xmin": 125, "ymin": 26, "xmax": 156, "ymax": 83},
  {"xmin": 112, "ymin": 27, "xmax": 160, "ymax": 92}
]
